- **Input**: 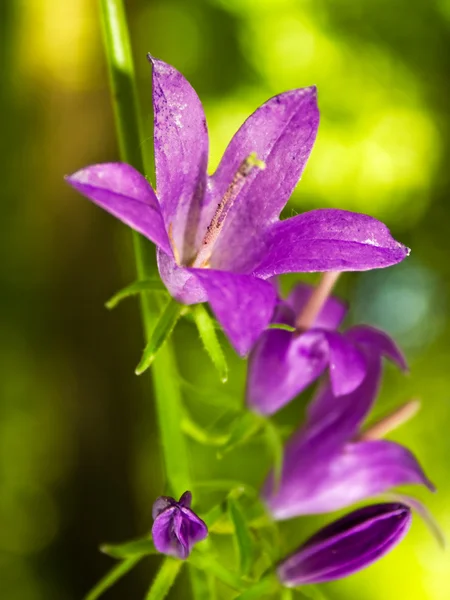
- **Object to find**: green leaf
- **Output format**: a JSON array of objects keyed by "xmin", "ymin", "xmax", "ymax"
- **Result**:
[
  {"xmin": 105, "ymin": 278, "xmax": 167, "ymax": 309},
  {"xmin": 135, "ymin": 298, "xmax": 185, "ymax": 375},
  {"xmin": 281, "ymin": 589, "xmax": 294, "ymax": 600},
  {"xmin": 267, "ymin": 322, "xmax": 296, "ymax": 332},
  {"xmin": 299, "ymin": 585, "xmax": 329, "ymax": 600},
  {"xmin": 234, "ymin": 574, "xmax": 278, "ymax": 599},
  {"xmin": 181, "ymin": 410, "xmax": 228, "ymax": 446},
  {"xmin": 228, "ymin": 497, "xmax": 255, "ymax": 577},
  {"xmin": 84, "ymin": 556, "xmax": 142, "ymax": 600},
  {"xmin": 193, "ymin": 479, "xmax": 258, "ymax": 497},
  {"xmin": 192, "ymin": 304, "xmax": 228, "ymax": 382},
  {"xmin": 189, "ymin": 551, "xmax": 244, "ymax": 592},
  {"xmin": 145, "ymin": 557, "xmax": 183, "ymax": 600},
  {"xmin": 178, "ymin": 376, "xmax": 241, "ymax": 411},
  {"xmin": 189, "ymin": 563, "xmax": 217, "ymax": 600},
  {"xmin": 218, "ymin": 412, "xmax": 264, "ymax": 457},
  {"xmin": 264, "ymin": 419, "xmax": 284, "ymax": 491},
  {"xmin": 100, "ymin": 538, "xmax": 156, "ymax": 559}
]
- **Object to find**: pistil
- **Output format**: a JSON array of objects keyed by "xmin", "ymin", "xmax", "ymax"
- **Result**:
[
  {"xmin": 295, "ymin": 271, "xmax": 341, "ymax": 331},
  {"xmin": 355, "ymin": 399, "xmax": 420, "ymax": 441},
  {"xmin": 191, "ymin": 152, "xmax": 265, "ymax": 268}
]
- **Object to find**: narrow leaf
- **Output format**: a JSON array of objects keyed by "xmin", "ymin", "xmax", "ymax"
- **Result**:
[
  {"xmin": 106, "ymin": 278, "xmax": 167, "ymax": 309},
  {"xmin": 84, "ymin": 556, "xmax": 142, "ymax": 600},
  {"xmin": 189, "ymin": 552, "xmax": 244, "ymax": 591},
  {"xmin": 145, "ymin": 557, "xmax": 183, "ymax": 600},
  {"xmin": 192, "ymin": 304, "xmax": 228, "ymax": 382},
  {"xmin": 181, "ymin": 410, "xmax": 228, "ymax": 446},
  {"xmin": 135, "ymin": 299, "xmax": 184, "ymax": 375},
  {"xmin": 228, "ymin": 497, "xmax": 255, "ymax": 576},
  {"xmin": 189, "ymin": 564, "xmax": 217, "ymax": 600},
  {"xmin": 100, "ymin": 538, "xmax": 156, "ymax": 559},
  {"xmin": 264, "ymin": 419, "xmax": 284, "ymax": 491},
  {"xmin": 234, "ymin": 574, "xmax": 278, "ymax": 599},
  {"xmin": 178, "ymin": 376, "xmax": 241, "ymax": 411},
  {"xmin": 219, "ymin": 412, "xmax": 264, "ymax": 457}
]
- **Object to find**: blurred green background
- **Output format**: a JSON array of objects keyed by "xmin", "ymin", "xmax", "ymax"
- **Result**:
[{"xmin": 1, "ymin": 0, "xmax": 450, "ymax": 598}]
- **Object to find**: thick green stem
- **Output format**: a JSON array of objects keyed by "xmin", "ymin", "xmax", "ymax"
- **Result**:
[{"xmin": 99, "ymin": 0, "xmax": 191, "ymax": 496}]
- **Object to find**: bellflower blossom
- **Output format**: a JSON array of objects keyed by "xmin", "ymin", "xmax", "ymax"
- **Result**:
[
  {"xmin": 263, "ymin": 349, "xmax": 434, "ymax": 520},
  {"xmin": 151, "ymin": 491, "xmax": 208, "ymax": 559},
  {"xmin": 66, "ymin": 57, "xmax": 409, "ymax": 355},
  {"xmin": 247, "ymin": 282, "xmax": 408, "ymax": 415},
  {"xmin": 277, "ymin": 503, "xmax": 411, "ymax": 586}
]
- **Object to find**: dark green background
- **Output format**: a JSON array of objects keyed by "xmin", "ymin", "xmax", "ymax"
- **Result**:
[{"xmin": 1, "ymin": 0, "xmax": 449, "ymax": 598}]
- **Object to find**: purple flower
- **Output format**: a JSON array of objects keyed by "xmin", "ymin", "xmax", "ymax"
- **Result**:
[
  {"xmin": 151, "ymin": 491, "xmax": 208, "ymax": 559},
  {"xmin": 247, "ymin": 282, "xmax": 408, "ymax": 415},
  {"xmin": 66, "ymin": 58, "xmax": 409, "ymax": 355},
  {"xmin": 277, "ymin": 503, "xmax": 411, "ymax": 586},
  {"xmin": 263, "ymin": 350, "xmax": 434, "ymax": 520}
]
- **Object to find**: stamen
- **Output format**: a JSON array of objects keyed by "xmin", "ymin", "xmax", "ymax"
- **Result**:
[
  {"xmin": 191, "ymin": 152, "xmax": 265, "ymax": 268},
  {"xmin": 355, "ymin": 399, "xmax": 420, "ymax": 442},
  {"xmin": 295, "ymin": 271, "xmax": 341, "ymax": 331},
  {"xmin": 168, "ymin": 222, "xmax": 180, "ymax": 264}
]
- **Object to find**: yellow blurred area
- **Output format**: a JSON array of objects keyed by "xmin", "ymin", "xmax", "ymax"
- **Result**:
[{"xmin": 1, "ymin": 0, "xmax": 449, "ymax": 599}]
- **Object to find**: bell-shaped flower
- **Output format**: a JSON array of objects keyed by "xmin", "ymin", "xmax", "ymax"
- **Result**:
[
  {"xmin": 247, "ymin": 282, "xmax": 409, "ymax": 415},
  {"xmin": 277, "ymin": 503, "xmax": 411, "ymax": 586},
  {"xmin": 263, "ymin": 349, "xmax": 434, "ymax": 520},
  {"xmin": 151, "ymin": 491, "xmax": 208, "ymax": 559},
  {"xmin": 66, "ymin": 58, "xmax": 409, "ymax": 356}
]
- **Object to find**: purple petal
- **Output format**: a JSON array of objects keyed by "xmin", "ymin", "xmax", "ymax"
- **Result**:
[
  {"xmin": 385, "ymin": 493, "xmax": 445, "ymax": 548},
  {"xmin": 345, "ymin": 325, "xmax": 408, "ymax": 371},
  {"xmin": 266, "ymin": 439, "xmax": 433, "ymax": 519},
  {"xmin": 180, "ymin": 506, "xmax": 209, "ymax": 545},
  {"xmin": 208, "ymin": 87, "xmax": 319, "ymax": 273},
  {"xmin": 157, "ymin": 248, "xmax": 207, "ymax": 304},
  {"xmin": 150, "ymin": 57, "xmax": 209, "ymax": 263},
  {"xmin": 322, "ymin": 331, "xmax": 367, "ymax": 396},
  {"xmin": 286, "ymin": 283, "xmax": 347, "ymax": 330},
  {"xmin": 247, "ymin": 329, "xmax": 329, "ymax": 415},
  {"xmin": 65, "ymin": 163, "xmax": 172, "ymax": 255},
  {"xmin": 189, "ymin": 269, "xmax": 277, "ymax": 356},
  {"xmin": 152, "ymin": 496, "xmax": 176, "ymax": 520},
  {"xmin": 306, "ymin": 352, "xmax": 382, "ymax": 449},
  {"xmin": 172, "ymin": 510, "xmax": 190, "ymax": 559},
  {"xmin": 277, "ymin": 503, "xmax": 411, "ymax": 586},
  {"xmin": 151, "ymin": 506, "xmax": 180, "ymax": 558},
  {"xmin": 178, "ymin": 491, "xmax": 192, "ymax": 508},
  {"xmin": 253, "ymin": 209, "xmax": 410, "ymax": 278}
]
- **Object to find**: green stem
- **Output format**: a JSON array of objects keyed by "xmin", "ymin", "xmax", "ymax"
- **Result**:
[{"xmin": 99, "ymin": 0, "xmax": 191, "ymax": 495}]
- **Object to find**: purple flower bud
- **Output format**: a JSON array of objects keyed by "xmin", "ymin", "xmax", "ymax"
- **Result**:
[
  {"xmin": 151, "ymin": 491, "xmax": 208, "ymax": 559},
  {"xmin": 277, "ymin": 503, "xmax": 411, "ymax": 587}
]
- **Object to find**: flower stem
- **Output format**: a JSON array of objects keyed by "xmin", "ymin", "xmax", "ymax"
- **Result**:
[
  {"xmin": 295, "ymin": 271, "xmax": 340, "ymax": 331},
  {"xmin": 99, "ymin": 0, "xmax": 191, "ymax": 496}
]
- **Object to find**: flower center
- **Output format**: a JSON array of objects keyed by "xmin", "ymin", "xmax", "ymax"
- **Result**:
[{"xmin": 191, "ymin": 152, "xmax": 265, "ymax": 269}]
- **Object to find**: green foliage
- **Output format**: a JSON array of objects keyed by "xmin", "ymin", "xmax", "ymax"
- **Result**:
[
  {"xmin": 228, "ymin": 497, "xmax": 255, "ymax": 577},
  {"xmin": 219, "ymin": 412, "xmax": 264, "ymax": 456},
  {"xmin": 100, "ymin": 538, "xmax": 157, "ymax": 559},
  {"xmin": 192, "ymin": 304, "xmax": 229, "ymax": 382},
  {"xmin": 135, "ymin": 298, "xmax": 185, "ymax": 374},
  {"xmin": 105, "ymin": 278, "xmax": 167, "ymax": 309},
  {"xmin": 145, "ymin": 558, "xmax": 183, "ymax": 600},
  {"xmin": 84, "ymin": 556, "xmax": 143, "ymax": 600}
]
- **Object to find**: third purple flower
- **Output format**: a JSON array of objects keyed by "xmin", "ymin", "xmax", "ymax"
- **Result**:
[{"xmin": 263, "ymin": 349, "xmax": 434, "ymax": 520}]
